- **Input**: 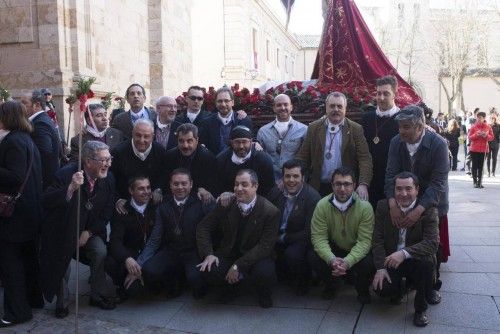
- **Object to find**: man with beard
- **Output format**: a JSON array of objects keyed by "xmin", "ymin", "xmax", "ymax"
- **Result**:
[
  {"xmin": 296, "ymin": 92, "xmax": 372, "ymax": 197},
  {"xmin": 154, "ymin": 96, "xmax": 182, "ymax": 151},
  {"xmin": 361, "ymin": 75, "xmax": 400, "ymax": 208},
  {"xmin": 257, "ymin": 94, "xmax": 307, "ymax": 181},
  {"xmin": 70, "ymin": 103, "xmax": 124, "ymax": 162},
  {"xmin": 197, "ymin": 169, "xmax": 280, "ymax": 308},
  {"xmin": 216, "ymin": 126, "xmax": 275, "ymax": 202},
  {"xmin": 165, "ymin": 123, "xmax": 218, "ymax": 203},
  {"xmin": 41, "ymin": 141, "xmax": 116, "ymax": 318},
  {"xmin": 267, "ymin": 159, "xmax": 321, "ymax": 295},
  {"xmin": 310, "ymin": 167, "xmax": 374, "ymax": 304},
  {"xmin": 111, "ymin": 83, "xmax": 156, "ymax": 140}
]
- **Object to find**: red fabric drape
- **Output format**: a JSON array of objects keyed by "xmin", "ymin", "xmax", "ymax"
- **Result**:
[{"xmin": 312, "ymin": 0, "xmax": 421, "ymax": 107}]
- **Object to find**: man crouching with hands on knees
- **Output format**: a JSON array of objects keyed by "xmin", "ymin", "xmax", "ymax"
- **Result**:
[
  {"xmin": 371, "ymin": 171, "xmax": 440, "ymax": 327},
  {"xmin": 41, "ymin": 141, "xmax": 116, "ymax": 319},
  {"xmin": 196, "ymin": 169, "xmax": 280, "ymax": 308}
]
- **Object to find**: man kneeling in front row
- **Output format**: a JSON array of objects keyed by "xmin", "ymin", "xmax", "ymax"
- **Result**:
[
  {"xmin": 310, "ymin": 166, "xmax": 374, "ymax": 304},
  {"xmin": 196, "ymin": 169, "xmax": 280, "ymax": 308},
  {"xmin": 372, "ymin": 171, "xmax": 440, "ymax": 327}
]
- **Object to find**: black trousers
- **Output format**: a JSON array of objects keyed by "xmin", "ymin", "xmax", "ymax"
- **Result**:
[
  {"xmin": 275, "ymin": 241, "xmax": 311, "ymax": 282},
  {"xmin": 471, "ymin": 152, "xmax": 486, "ymax": 184},
  {"xmin": 0, "ymin": 240, "xmax": 43, "ymax": 323},
  {"xmin": 487, "ymin": 145, "xmax": 499, "ymax": 174},
  {"xmin": 449, "ymin": 145, "xmax": 459, "ymax": 171},
  {"xmin": 203, "ymin": 256, "xmax": 276, "ymax": 293},
  {"xmin": 374, "ymin": 259, "xmax": 434, "ymax": 312},
  {"xmin": 142, "ymin": 249, "xmax": 205, "ymax": 291},
  {"xmin": 309, "ymin": 246, "xmax": 373, "ymax": 295},
  {"xmin": 105, "ymin": 255, "xmax": 145, "ymax": 298}
]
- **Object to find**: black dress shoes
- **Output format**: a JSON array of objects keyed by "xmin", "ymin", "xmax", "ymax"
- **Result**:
[
  {"xmin": 55, "ymin": 307, "xmax": 69, "ymax": 319},
  {"xmin": 89, "ymin": 296, "xmax": 116, "ymax": 310},
  {"xmin": 0, "ymin": 318, "xmax": 15, "ymax": 328},
  {"xmin": 413, "ymin": 311, "xmax": 429, "ymax": 327},
  {"xmin": 427, "ymin": 290, "xmax": 442, "ymax": 305},
  {"xmin": 257, "ymin": 290, "xmax": 273, "ymax": 308}
]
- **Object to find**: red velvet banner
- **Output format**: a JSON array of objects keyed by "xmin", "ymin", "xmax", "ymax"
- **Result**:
[{"xmin": 312, "ymin": 0, "xmax": 421, "ymax": 107}]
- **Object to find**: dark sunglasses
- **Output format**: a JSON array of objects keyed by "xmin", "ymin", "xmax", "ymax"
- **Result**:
[
  {"xmin": 44, "ymin": 93, "xmax": 52, "ymax": 96},
  {"xmin": 188, "ymin": 96, "xmax": 204, "ymax": 101}
]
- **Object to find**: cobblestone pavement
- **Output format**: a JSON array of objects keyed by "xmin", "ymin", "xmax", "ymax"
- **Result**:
[{"xmin": 2, "ymin": 170, "xmax": 500, "ymax": 333}]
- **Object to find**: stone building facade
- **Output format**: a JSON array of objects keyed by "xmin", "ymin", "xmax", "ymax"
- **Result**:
[{"xmin": 0, "ymin": 0, "xmax": 192, "ymax": 137}]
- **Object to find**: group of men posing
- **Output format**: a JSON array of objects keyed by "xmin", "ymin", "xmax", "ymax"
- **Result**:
[{"xmin": 7, "ymin": 75, "xmax": 449, "ymax": 328}]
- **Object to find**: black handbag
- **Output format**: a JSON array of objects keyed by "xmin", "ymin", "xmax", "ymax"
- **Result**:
[{"xmin": 0, "ymin": 145, "xmax": 34, "ymax": 218}]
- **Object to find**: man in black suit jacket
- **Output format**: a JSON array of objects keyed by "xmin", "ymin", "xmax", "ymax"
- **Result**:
[
  {"xmin": 111, "ymin": 119, "xmax": 167, "ymax": 212},
  {"xmin": 267, "ymin": 159, "xmax": 321, "ymax": 296},
  {"xmin": 175, "ymin": 86, "xmax": 212, "ymax": 128},
  {"xmin": 197, "ymin": 169, "xmax": 280, "ymax": 308},
  {"xmin": 41, "ymin": 141, "xmax": 116, "ymax": 318},
  {"xmin": 21, "ymin": 89, "xmax": 61, "ymax": 189},
  {"xmin": 154, "ymin": 96, "xmax": 182, "ymax": 151},
  {"xmin": 165, "ymin": 123, "xmax": 218, "ymax": 202},
  {"xmin": 69, "ymin": 103, "xmax": 124, "ymax": 162},
  {"xmin": 106, "ymin": 176, "xmax": 157, "ymax": 300},
  {"xmin": 138, "ymin": 169, "xmax": 214, "ymax": 299},
  {"xmin": 111, "ymin": 83, "xmax": 157, "ymax": 140},
  {"xmin": 199, "ymin": 87, "xmax": 252, "ymax": 155}
]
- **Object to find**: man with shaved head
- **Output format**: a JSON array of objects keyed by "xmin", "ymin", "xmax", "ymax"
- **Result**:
[
  {"xmin": 154, "ymin": 96, "xmax": 182, "ymax": 151},
  {"xmin": 257, "ymin": 94, "xmax": 307, "ymax": 180}
]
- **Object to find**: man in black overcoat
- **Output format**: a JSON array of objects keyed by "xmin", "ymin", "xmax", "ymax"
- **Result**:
[{"xmin": 41, "ymin": 141, "xmax": 116, "ymax": 318}]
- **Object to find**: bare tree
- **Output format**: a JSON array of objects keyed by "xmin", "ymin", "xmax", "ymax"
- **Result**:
[{"xmin": 434, "ymin": 1, "xmax": 492, "ymax": 115}]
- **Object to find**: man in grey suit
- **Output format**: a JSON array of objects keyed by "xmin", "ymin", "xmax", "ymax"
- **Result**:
[
  {"xmin": 70, "ymin": 103, "xmax": 124, "ymax": 162},
  {"xmin": 111, "ymin": 83, "xmax": 156, "ymax": 139},
  {"xmin": 372, "ymin": 171, "xmax": 440, "ymax": 327}
]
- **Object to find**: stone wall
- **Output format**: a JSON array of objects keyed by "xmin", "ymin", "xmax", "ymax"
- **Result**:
[{"xmin": 0, "ymin": 0, "xmax": 192, "ymax": 138}]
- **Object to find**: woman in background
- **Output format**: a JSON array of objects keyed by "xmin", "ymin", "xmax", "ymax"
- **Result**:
[
  {"xmin": 468, "ymin": 112, "xmax": 494, "ymax": 188},
  {"xmin": 487, "ymin": 113, "xmax": 500, "ymax": 177},
  {"xmin": 445, "ymin": 119, "xmax": 460, "ymax": 171}
]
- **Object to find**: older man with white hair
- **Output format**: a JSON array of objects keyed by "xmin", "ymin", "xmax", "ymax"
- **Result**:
[
  {"xmin": 111, "ymin": 118, "xmax": 168, "ymax": 213},
  {"xmin": 154, "ymin": 96, "xmax": 182, "ymax": 151}
]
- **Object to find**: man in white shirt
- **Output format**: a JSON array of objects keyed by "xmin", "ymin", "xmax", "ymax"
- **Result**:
[
  {"xmin": 372, "ymin": 171, "xmax": 440, "ymax": 327},
  {"xmin": 154, "ymin": 96, "xmax": 181, "ymax": 151}
]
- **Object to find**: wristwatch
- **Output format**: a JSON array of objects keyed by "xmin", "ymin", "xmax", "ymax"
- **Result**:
[{"xmin": 232, "ymin": 264, "xmax": 238, "ymax": 271}]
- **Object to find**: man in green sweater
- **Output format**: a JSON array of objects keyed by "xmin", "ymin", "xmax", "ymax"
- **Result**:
[{"xmin": 310, "ymin": 166, "xmax": 374, "ymax": 303}]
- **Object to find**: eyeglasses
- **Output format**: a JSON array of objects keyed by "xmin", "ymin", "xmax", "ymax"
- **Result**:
[
  {"xmin": 216, "ymin": 99, "xmax": 232, "ymax": 104},
  {"xmin": 332, "ymin": 181, "xmax": 353, "ymax": 188},
  {"xmin": 44, "ymin": 93, "xmax": 51, "ymax": 96},
  {"xmin": 157, "ymin": 104, "xmax": 176, "ymax": 109},
  {"xmin": 90, "ymin": 156, "xmax": 113, "ymax": 165},
  {"xmin": 188, "ymin": 96, "xmax": 204, "ymax": 101}
]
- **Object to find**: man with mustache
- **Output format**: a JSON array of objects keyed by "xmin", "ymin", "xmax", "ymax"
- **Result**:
[{"xmin": 296, "ymin": 91, "xmax": 372, "ymax": 198}]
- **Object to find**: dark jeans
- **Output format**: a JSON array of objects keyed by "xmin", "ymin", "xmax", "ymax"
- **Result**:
[
  {"xmin": 309, "ymin": 245, "xmax": 373, "ymax": 295},
  {"xmin": 374, "ymin": 259, "xmax": 434, "ymax": 312},
  {"xmin": 275, "ymin": 241, "xmax": 311, "ymax": 283},
  {"xmin": 202, "ymin": 256, "xmax": 276, "ymax": 293},
  {"xmin": 0, "ymin": 239, "xmax": 42, "ymax": 323},
  {"xmin": 142, "ymin": 249, "xmax": 205, "ymax": 291},
  {"xmin": 471, "ymin": 152, "xmax": 486, "ymax": 184},
  {"xmin": 449, "ymin": 145, "xmax": 459, "ymax": 170},
  {"xmin": 487, "ymin": 145, "xmax": 499, "ymax": 174}
]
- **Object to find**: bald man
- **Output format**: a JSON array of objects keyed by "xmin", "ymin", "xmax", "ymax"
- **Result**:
[
  {"xmin": 257, "ymin": 94, "xmax": 307, "ymax": 180},
  {"xmin": 154, "ymin": 96, "xmax": 182, "ymax": 150}
]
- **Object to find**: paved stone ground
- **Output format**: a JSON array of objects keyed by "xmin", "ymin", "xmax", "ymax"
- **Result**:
[{"xmin": 2, "ymin": 168, "xmax": 500, "ymax": 333}]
